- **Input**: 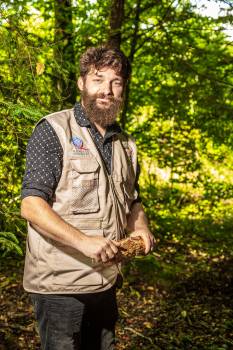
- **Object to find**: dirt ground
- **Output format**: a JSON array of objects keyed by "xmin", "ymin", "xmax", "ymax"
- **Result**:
[{"xmin": 1, "ymin": 255, "xmax": 233, "ymax": 350}]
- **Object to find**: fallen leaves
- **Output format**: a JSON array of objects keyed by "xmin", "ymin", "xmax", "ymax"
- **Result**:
[{"xmin": 1, "ymin": 255, "xmax": 233, "ymax": 349}]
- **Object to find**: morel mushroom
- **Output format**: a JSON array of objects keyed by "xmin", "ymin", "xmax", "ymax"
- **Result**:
[{"xmin": 117, "ymin": 236, "xmax": 145, "ymax": 260}]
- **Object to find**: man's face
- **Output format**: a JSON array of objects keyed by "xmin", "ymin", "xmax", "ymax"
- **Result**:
[{"xmin": 78, "ymin": 67, "xmax": 124, "ymax": 128}]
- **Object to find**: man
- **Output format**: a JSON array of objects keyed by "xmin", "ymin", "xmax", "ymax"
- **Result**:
[{"xmin": 21, "ymin": 46, "xmax": 155, "ymax": 350}]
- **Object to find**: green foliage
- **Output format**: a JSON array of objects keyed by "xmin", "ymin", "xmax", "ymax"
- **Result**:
[
  {"xmin": 1, "ymin": 1, "xmax": 233, "ymax": 348},
  {"xmin": 0, "ymin": 101, "xmax": 44, "ymax": 256},
  {"xmin": 0, "ymin": 0, "xmax": 233, "ymax": 264},
  {"xmin": 0, "ymin": 232, "xmax": 23, "ymax": 256}
]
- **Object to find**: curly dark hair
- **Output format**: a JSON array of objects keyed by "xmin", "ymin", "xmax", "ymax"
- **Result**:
[{"xmin": 79, "ymin": 46, "xmax": 131, "ymax": 82}]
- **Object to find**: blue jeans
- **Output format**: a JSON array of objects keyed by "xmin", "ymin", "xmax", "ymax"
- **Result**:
[{"xmin": 30, "ymin": 286, "xmax": 118, "ymax": 350}]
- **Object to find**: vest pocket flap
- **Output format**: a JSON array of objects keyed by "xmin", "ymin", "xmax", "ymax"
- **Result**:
[{"xmin": 71, "ymin": 159, "xmax": 99, "ymax": 173}]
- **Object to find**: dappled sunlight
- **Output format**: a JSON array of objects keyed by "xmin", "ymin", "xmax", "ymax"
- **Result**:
[{"xmin": 1, "ymin": 0, "xmax": 233, "ymax": 348}]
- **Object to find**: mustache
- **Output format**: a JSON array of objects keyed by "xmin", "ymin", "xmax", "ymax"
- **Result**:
[
  {"xmin": 96, "ymin": 93, "xmax": 112, "ymax": 99},
  {"xmin": 92, "ymin": 92, "xmax": 121, "ymax": 103}
]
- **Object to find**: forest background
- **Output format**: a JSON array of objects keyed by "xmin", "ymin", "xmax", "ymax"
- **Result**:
[{"xmin": 0, "ymin": 0, "xmax": 233, "ymax": 349}]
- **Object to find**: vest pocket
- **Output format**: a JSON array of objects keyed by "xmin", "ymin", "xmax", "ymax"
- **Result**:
[
  {"xmin": 112, "ymin": 176, "xmax": 136, "ymax": 214},
  {"xmin": 70, "ymin": 159, "xmax": 100, "ymax": 213},
  {"xmin": 123, "ymin": 183, "xmax": 137, "ymax": 215}
]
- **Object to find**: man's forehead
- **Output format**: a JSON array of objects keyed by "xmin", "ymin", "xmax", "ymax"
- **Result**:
[{"xmin": 87, "ymin": 66, "xmax": 122, "ymax": 79}]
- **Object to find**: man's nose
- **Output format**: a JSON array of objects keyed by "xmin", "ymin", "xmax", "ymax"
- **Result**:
[{"xmin": 102, "ymin": 82, "xmax": 113, "ymax": 95}]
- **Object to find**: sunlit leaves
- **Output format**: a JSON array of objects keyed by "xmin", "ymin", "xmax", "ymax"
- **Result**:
[
  {"xmin": 36, "ymin": 62, "xmax": 45, "ymax": 75},
  {"xmin": 0, "ymin": 0, "xmax": 233, "ymax": 258}
]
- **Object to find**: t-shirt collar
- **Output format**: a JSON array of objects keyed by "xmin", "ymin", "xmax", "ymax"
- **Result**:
[{"xmin": 74, "ymin": 102, "xmax": 91, "ymax": 127}]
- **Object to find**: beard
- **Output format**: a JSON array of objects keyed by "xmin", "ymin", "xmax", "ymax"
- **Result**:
[{"xmin": 81, "ymin": 89, "xmax": 123, "ymax": 128}]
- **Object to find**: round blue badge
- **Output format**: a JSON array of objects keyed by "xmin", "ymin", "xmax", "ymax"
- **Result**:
[{"xmin": 72, "ymin": 136, "xmax": 83, "ymax": 149}]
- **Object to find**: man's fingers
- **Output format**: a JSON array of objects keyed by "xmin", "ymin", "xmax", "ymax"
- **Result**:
[
  {"xmin": 138, "ymin": 233, "xmax": 153, "ymax": 254},
  {"xmin": 100, "ymin": 250, "xmax": 108, "ymax": 263},
  {"xmin": 86, "ymin": 237, "xmax": 122, "ymax": 263},
  {"xmin": 149, "ymin": 236, "xmax": 155, "ymax": 251},
  {"xmin": 102, "ymin": 240, "xmax": 119, "ymax": 262},
  {"xmin": 105, "ymin": 247, "xmax": 116, "ymax": 260},
  {"xmin": 108, "ymin": 240, "xmax": 119, "ymax": 254},
  {"xmin": 111, "ymin": 240, "xmax": 121, "ymax": 247},
  {"xmin": 97, "ymin": 239, "xmax": 119, "ymax": 263},
  {"xmin": 144, "ymin": 240, "xmax": 151, "ymax": 254},
  {"xmin": 136, "ymin": 233, "xmax": 150, "ymax": 254}
]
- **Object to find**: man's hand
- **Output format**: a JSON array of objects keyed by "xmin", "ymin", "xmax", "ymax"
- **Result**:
[
  {"xmin": 78, "ymin": 236, "xmax": 120, "ymax": 263},
  {"xmin": 126, "ymin": 202, "xmax": 155, "ymax": 255},
  {"xmin": 130, "ymin": 230, "xmax": 155, "ymax": 255}
]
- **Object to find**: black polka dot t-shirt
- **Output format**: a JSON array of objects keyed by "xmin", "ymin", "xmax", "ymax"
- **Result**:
[{"xmin": 21, "ymin": 102, "xmax": 140, "ymax": 203}]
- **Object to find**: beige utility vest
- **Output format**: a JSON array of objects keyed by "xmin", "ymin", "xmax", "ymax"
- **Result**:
[{"xmin": 23, "ymin": 108, "xmax": 138, "ymax": 294}]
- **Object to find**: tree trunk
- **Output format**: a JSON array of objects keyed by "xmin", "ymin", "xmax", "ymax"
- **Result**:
[
  {"xmin": 120, "ymin": 0, "xmax": 141, "ymax": 128},
  {"xmin": 54, "ymin": 0, "xmax": 76, "ymax": 106},
  {"xmin": 108, "ymin": 0, "xmax": 125, "ymax": 49}
]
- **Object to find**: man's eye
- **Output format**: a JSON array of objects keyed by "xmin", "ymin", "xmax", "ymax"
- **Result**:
[
  {"xmin": 114, "ymin": 81, "xmax": 122, "ymax": 86},
  {"xmin": 93, "ymin": 79, "xmax": 102, "ymax": 82}
]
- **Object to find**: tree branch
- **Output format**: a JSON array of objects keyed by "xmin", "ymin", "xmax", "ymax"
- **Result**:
[
  {"xmin": 121, "ymin": 0, "xmax": 141, "ymax": 128},
  {"xmin": 108, "ymin": 0, "xmax": 125, "ymax": 49}
]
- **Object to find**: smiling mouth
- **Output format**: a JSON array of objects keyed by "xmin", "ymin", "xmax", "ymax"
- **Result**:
[
  {"xmin": 96, "ymin": 98, "xmax": 113, "ymax": 104},
  {"xmin": 97, "ymin": 97, "xmax": 111, "ymax": 101}
]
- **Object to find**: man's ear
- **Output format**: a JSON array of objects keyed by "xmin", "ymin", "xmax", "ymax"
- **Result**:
[{"xmin": 77, "ymin": 77, "xmax": 84, "ymax": 91}]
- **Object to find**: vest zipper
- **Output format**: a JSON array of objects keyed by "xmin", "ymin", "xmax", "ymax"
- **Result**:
[
  {"xmin": 86, "ymin": 129, "xmax": 122, "ymax": 240},
  {"xmin": 86, "ymin": 129, "xmax": 124, "ymax": 282},
  {"xmin": 110, "ymin": 135, "xmax": 124, "ymax": 240},
  {"xmin": 108, "ymin": 175, "xmax": 121, "ymax": 240}
]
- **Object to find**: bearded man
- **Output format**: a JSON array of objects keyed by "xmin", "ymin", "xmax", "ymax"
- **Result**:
[{"xmin": 21, "ymin": 46, "xmax": 155, "ymax": 350}]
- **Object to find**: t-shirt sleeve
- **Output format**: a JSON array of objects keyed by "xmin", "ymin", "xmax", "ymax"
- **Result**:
[{"xmin": 21, "ymin": 119, "xmax": 63, "ymax": 202}]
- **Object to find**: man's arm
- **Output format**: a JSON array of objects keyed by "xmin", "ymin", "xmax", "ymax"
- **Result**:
[
  {"xmin": 21, "ymin": 120, "xmax": 63, "ymax": 202},
  {"xmin": 126, "ymin": 202, "xmax": 155, "ymax": 254},
  {"xmin": 21, "ymin": 196, "xmax": 119, "ymax": 263}
]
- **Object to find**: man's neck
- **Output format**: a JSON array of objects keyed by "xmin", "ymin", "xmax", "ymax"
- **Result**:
[{"xmin": 94, "ymin": 123, "xmax": 106, "ymax": 137}]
